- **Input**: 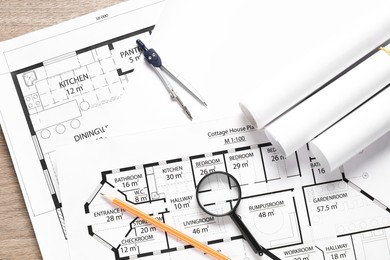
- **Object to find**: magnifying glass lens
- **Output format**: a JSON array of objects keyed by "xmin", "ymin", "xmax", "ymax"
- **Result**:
[{"xmin": 196, "ymin": 172, "xmax": 241, "ymax": 217}]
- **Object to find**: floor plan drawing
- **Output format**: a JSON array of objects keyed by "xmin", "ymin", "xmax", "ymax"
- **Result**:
[
  {"xmin": 0, "ymin": 1, "xmax": 165, "ymax": 259},
  {"xmin": 57, "ymin": 118, "xmax": 390, "ymax": 260},
  {"xmin": 11, "ymin": 26, "xmax": 153, "ymax": 237},
  {"xmin": 85, "ymin": 143, "xmax": 303, "ymax": 259}
]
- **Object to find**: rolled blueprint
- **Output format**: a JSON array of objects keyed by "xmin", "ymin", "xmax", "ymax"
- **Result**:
[
  {"xmin": 239, "ymin": 6, "xmax": 390, "ymax": 129},
  {"xmin": 310, "ymin": 86, "xmax": 390, "ymax": 172},
  {"xmin": 264, "ymin": 46, "xmax": 390, "ymax": 157}
]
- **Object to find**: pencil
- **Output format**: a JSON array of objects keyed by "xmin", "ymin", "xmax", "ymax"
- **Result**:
[{"xmin": 101, "ymin": 193, "xmax": 230, "ymax": 260}]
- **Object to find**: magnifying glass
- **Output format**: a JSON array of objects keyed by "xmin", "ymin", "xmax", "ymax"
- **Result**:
[{"xmin": 196, "ymin": 171, "xmax": 280, "ymax": 260}]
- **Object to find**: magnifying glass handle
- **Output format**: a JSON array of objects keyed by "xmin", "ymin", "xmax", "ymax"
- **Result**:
[{"xmin": 230, "ymin": 213, "xmax": 281, "ymax": 260}]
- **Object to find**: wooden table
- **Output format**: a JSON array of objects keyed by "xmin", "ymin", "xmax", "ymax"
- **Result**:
[{"xmin": 0, "ymin": 1, "xmax": 124, "ymax": 259}]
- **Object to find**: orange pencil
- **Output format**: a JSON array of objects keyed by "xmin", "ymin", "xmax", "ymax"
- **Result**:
[{"xmin": 101, "ymin": 193, "xmax": 229, "ymax": 260}]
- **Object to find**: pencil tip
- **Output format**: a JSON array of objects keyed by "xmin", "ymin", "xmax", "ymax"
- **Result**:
[{"xmin": 100, "ymin": 192, "xmax": 115, "ymax": 202}]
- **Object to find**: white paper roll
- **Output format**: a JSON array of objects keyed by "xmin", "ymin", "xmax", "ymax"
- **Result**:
[
  {"xmin": 239, "ymin": 5, "xmax": 390, "ymax": 129},
  {"xmin": 264, "ymin": 47, "xmax": 390, "ymax": 157},
  {"xmin": 310, "ymin": 86, "xmax": 390, "ymax": 172}
]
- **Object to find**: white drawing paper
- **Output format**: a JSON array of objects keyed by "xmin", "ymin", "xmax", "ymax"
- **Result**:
[
  {"xmin": 239, "ymin": 2, "xmax": 390, "ymax": 129},
  {"xmin": 343, "ymin": 132, "xmax": 390, "ymax": 209},
  {"xmin": 310, "ymin": 85, "xmax": 390, "ymax": 172},
  {"xmin": 265, "ymin": 45, "xmax": 390, "ymax": 157},
  {"xmin": 147, "ymin": 0, "xmax": 390, "ymax": 125}
]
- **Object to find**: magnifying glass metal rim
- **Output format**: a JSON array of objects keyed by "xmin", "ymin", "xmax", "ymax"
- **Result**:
[{"xmin": 195, "ymin": 171, "xmax": 242, "ymax": 217}]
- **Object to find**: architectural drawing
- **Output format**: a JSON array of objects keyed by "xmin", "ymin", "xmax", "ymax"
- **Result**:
[
  {"xmin": 10, "ymin": 26, "xmax": 153, "ymax": 237},
  {"xmin": 0, "ymin": 1, "xmax": 166, "ymax": 259},
  {"xmin": 83, "ymin": 141, "xmax": 390, "ymax": 259}
]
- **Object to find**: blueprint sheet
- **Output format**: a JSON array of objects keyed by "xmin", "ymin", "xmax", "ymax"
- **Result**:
[
  {"xmin": 0, "ymin": 0, "xmax": 165, "ymax": 259},
  {"xmin": 58, "ymin": 116, "xmax": 390, "ymax": 259}
]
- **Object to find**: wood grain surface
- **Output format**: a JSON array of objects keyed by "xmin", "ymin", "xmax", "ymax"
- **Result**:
[{"xmin": 0, "ymin": 1, "xmax": 125, "ymax": 259}]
